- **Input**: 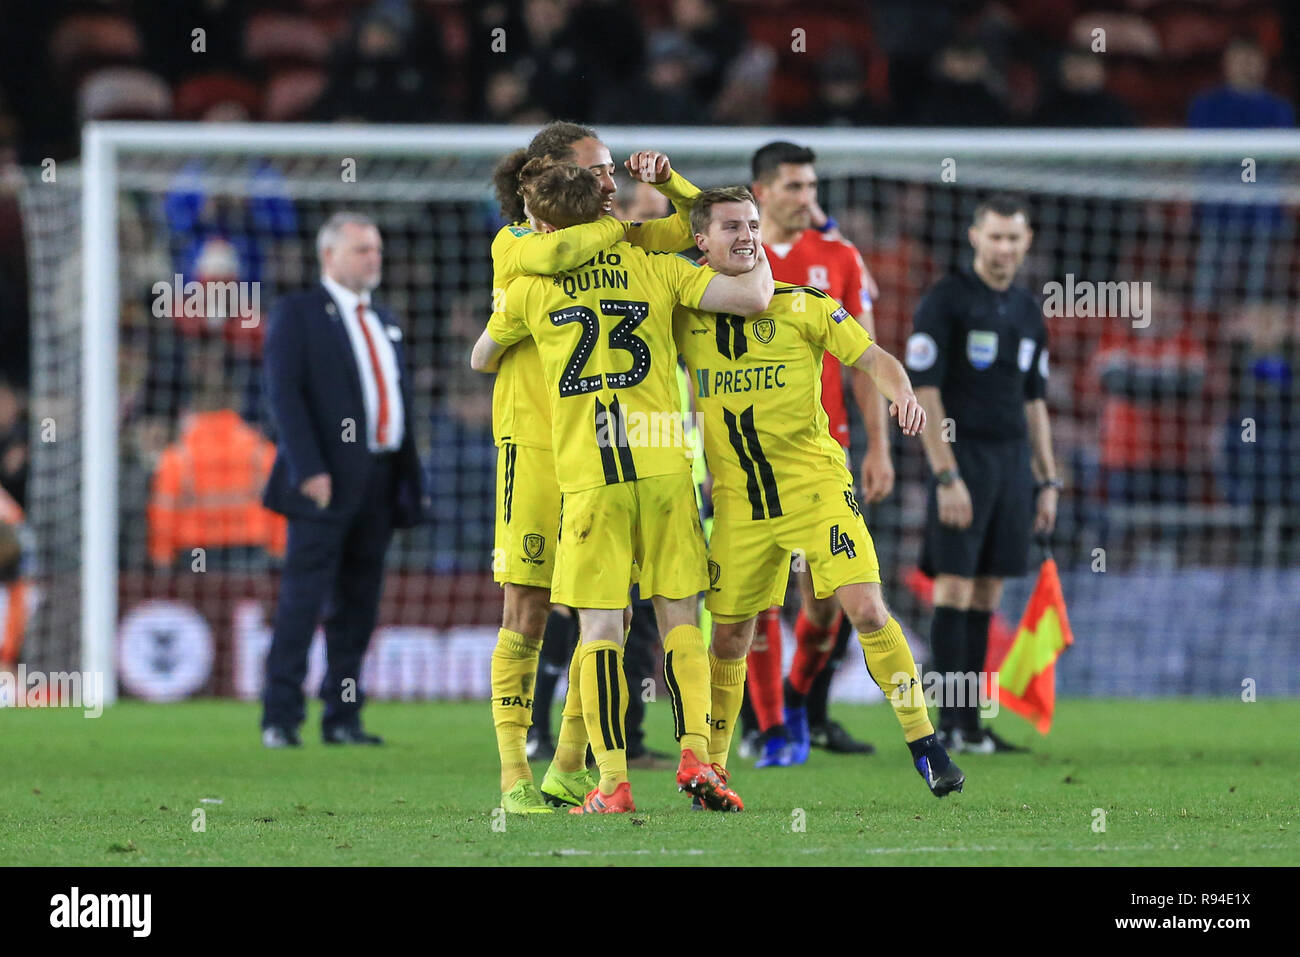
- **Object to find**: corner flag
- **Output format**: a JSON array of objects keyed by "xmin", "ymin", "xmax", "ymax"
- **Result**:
[{"xmin": 996, "ymin": 555, "xmax": 1074, "ymax": 734}]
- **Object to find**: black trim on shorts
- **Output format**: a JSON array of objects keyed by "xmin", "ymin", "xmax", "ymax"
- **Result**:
[
  {"xmin": 611, "ymin": 395, "xmax": 638, "ymax": 481},
  {"xmin": 594, "ymin": 398, "xmax": 619, "ymax": 484}
]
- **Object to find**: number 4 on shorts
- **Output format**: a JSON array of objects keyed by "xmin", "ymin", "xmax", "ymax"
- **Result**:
[{"xmin": 829, "ymin": 524, "xmax": 857, "ymax": 559}]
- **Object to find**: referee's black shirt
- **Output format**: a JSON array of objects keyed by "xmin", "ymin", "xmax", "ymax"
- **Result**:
[{"xmin": 905, "ymin": 264, "xmax": 1048, "ymax": 440}]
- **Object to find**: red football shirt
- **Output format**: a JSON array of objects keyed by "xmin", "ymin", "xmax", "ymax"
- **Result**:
[{"xmin": 764, "ymin": 229, "xmax": 873, "ymax": 447}]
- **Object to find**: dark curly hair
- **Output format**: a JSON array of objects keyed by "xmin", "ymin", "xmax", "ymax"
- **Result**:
[{"xmin": 492, "ymin": 120, "xmax": 600, "ymax": 222}]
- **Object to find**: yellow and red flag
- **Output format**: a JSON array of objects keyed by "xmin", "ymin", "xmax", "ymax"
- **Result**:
[{"xmin": 993, "ymin": 556, "xmax": 1074, "ymax": 734}]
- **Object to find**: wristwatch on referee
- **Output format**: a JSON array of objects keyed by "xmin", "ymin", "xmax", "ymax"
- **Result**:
[
  {"xmin": 1036, "ymin": 478, "xmax": 1064, "ymax": 493},
  {"xmin": 934, "ymin": 467, "xmax": 960, "ymax": 487}
]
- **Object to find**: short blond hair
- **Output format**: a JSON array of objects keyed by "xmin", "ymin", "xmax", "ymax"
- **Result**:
[{"xmin": 690, "ymin": 186, "xmax": 759, "ymax": 237}]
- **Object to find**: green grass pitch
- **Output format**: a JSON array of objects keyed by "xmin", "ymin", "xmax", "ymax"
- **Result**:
[{"xmin": 2, "ymin": 698, "xmax": 1296, "ymax": 866}]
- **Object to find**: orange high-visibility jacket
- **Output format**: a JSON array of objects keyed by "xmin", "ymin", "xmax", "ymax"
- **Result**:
[{"xmin": 148, "ymin": 410, "xmax": 288, "ymax": 565}]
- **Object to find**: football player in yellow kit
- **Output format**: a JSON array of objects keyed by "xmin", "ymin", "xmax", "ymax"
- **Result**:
[
  {"xmin": 474, "ymin": 160, "xmax": 773, "ymax": 812},
  {"xmin": 485, "ymin": 123, "xmax": 703, "ymax": 814},
  {"xmin": 672, "ymin": 187, "xmax": 966, "ymax": 802}
]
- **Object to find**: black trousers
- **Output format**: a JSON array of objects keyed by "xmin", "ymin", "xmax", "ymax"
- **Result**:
[{"xmin": 262, "ymin": 455, "xmax": 395, "ymax": 732}]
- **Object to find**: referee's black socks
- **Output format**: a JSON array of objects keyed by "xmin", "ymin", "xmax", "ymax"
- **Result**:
[
  {"xmin": 963, "ymin": 609, "xmax": 993, "ymax": 735},
  {"xmin": 532, "ymin": 609, "xmax": 578, "ymax": 737},
  {"xmin": 929, "ymin": 606, "xmax": 967, "ymax": 733}
]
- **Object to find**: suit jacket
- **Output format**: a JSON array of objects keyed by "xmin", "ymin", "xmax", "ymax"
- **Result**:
[{"xmin": 262, "ymin": 284, "xmax": 428, "ymax": 528}]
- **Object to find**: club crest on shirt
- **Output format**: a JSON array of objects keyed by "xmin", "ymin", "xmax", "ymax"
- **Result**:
[
  {"xmin": 522, "ymin": 533, "xmax": 545, "ymax": 563},
  {"xmin": 753, "ymin": 318, "xmax": 775, "ymax": 343},
  {"xmin": 967, "ymin": 330, "xmax": 999, "ymax": 370}
]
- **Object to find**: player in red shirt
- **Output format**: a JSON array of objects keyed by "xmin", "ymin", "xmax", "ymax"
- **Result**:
[{"xmin": 742, "ymin": 141, "xmax": 894, "ymax": 766}]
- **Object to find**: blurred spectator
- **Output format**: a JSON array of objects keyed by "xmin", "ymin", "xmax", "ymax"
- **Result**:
[
  {"xmin": 800, "ymin": 45, "xmax": 887, "ymax": 128},
  {"xmin": 915, "ymin": 40, "xmax": 1010, "ymax": 127},
  {"xmin": 1033, "ymin": 47, "xmax": 1137, "ymax": 127},
  {"xmin": 426, "ymin": 367, "xmax": 496, "ymax": 573},
  {"xmin": 0, "ymin": 483, "xmax": 31, "ymax": 673},
  {"xmin": 313, "ymin": 7, "xmax": 442, "ymax": 123},
  {"xmin": 612, "ymin": 179, "xmax": 671, "ymax": 222},
  {"xmin": 1221, "ymin": 303, "xmax": 1300, "ymax": 509},
  {"xmin": 616, "ymin": 31, "xmax": 699, "ymax": 125},
  {"xmin": 147, "ymin": 336, "xmax": 285, "ymax": 570},
  {"xmin": 1088, "ymin": 291, "xmax": 1209, "ymax": 504},
  {"xmin": 164, "ymin": 157, "xmax": 297, "ymax": 287},
  {"xmin": 670, "ymin": 0, "xmax": 745, "ymax": 105},
  {"xmin": 1188, "ymin": 35, "xmax": 1294, "ymax": 131},
  {"xmin": 710, "ymin": 42, "xmax": 776, "ymax": 125},
  {"xmin": 1189, "ymin": 35, "xmax": 1295, "ymax": 309},
  {"xmin": 0, "ymin": 379, "xmax": 27, "ymax": 508},
  {"xmin": 136, "ymin": 0, "xmax": 249, "ymax": 84},
  {"xmin": 482, "ymin": 67, "xmax": 548, "ymax": 125},
  {"xmin": 568, "ymin": 0, "xmax": 647, "ymax": 123},
  {"xmin": 468, "ymin": 0, "xmax": 586, "ymax": 121},
  {"xmin": 868, "ymin": 0, "xmax": 956, "ymax": 122}
]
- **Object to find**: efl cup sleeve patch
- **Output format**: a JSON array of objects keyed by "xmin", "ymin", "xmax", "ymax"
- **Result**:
[{"xmin": 905, "ymin": 332, "xmax": 939, "ymax": 371}]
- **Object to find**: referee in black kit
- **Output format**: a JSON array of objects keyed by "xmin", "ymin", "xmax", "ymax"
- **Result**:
[{"xmin": 904, "ymin": 194, "xmax": 1060, "ymax": 754}]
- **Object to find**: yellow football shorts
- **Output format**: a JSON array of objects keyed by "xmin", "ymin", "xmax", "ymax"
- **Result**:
[
  {"xmin": 706, "ymin": 481, "xmax": 881, "ymax": 623},
  {"xmin": 551, "ymin": 470, "xmax": 707, "ymax": 609},
  {"xmin": 493, "ymin": 442, "xmax": 561, "ymax": 588}
]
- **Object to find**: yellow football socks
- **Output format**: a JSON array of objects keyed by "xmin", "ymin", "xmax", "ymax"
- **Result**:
[
  {"xmin": 662, "ymin": 624, "xmax": 712, "ymax": 759},
  {"xmin": 491, "ymin": 628, "xmax": 543, "ymax": 791},
  {"xmin": 707, "ymin": 653, "xmax": 748, "ymax": 768},
  {"xmin": 860, "ymin": 617, "xmax": 935, "ymax": 743},
  {"xmin": 553, "ymin": 639, "xmax": 587, "ymax": 773},
  {"xmin": 578, "ymin": 639, "xmax": 628, "ymax": 794}
]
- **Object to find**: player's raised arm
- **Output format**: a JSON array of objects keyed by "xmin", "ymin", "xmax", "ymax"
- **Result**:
[
  {"xmin": 623, "ymin": 151, "xmax": 701, "ymax": 253},
  {"xmin": 854, "ymin": 344, "xmax": 925, "ymax": 437}
]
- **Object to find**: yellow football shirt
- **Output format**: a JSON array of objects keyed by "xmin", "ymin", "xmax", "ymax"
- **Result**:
[
  {"xmin": 674, "ymin": 282, "xmax": 874, "ymax": 519},
  {"xmin": 489, "ymin": 170, "xmax": 700, "ymax": 450},
  {"xmin": 489, "ymin": 245, "xmax": 717, "ymax": 493}
]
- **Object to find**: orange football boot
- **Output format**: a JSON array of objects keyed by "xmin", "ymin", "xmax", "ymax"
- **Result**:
[
  {"xmin": 568, "ymin": 782, "xmax": 636, "ymax": 814},
  {"xmin": 676, "ymin": 749, "xmax": 744, "ymax": 812}
]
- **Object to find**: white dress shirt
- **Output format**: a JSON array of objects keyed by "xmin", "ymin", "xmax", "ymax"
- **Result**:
[{"xmin": 321, "ymin": 274, "xmax": 405, "ymax": 453}]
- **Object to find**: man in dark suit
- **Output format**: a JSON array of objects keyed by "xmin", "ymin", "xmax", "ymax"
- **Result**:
[{"xmin": 260, "ymin": 211, "xmax": 426, "ymax": 747}]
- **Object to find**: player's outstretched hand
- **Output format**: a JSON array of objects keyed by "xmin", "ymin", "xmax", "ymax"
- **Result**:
[
  {"xmin": 890, "ymin": 394, "xmax": 925, "ymax": 436},
  {"xmin": 625, "ymin": 151, "xmax": 672, "ymax": 184}
]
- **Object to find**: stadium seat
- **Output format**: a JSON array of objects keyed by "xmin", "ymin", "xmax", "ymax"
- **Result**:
[
  {"xmin": 1152, "ymin": 7, "xmax": 1233, "ymax": 60},
  {"xmin": 48, "ymin": 12, "xmax": 144, "ymax": 87},
  {"xmin": 262, "ymin": 68, "xmax": 329, "ymax": 121},
  {"xmin": 243, "ymin": 12, "xmax": 333, "ymax": 69},
  {"xmin": 174, "ymin": 73, "xmax": 263, "ymax": 122},
  {"xmin": 77, "ymin": 67, "xmax": 172, "ymax": 123},
  {"xmin": 1069, "ymin": 12, "xmax": 1162, "ymax": 57}
]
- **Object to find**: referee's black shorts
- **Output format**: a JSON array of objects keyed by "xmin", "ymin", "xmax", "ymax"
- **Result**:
[{"xmin": 921, "ymin": 436, "xmax": 1034, "ymax": 579}]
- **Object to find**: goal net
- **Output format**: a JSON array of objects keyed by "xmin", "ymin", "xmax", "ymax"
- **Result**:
[{"xmin": 17, "ymin": 125, "xmax": 1300, "ymax": 706}]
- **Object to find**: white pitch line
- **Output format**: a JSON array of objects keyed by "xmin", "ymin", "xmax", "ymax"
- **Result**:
[{"xmin": 515, "ymin": 842, "xmax": 1291, "ymax": 858}]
